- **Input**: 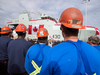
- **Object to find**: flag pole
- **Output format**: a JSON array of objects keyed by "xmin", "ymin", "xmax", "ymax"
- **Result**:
[
  {"xmin": 82, "ymin": 0, "xmax": 90, "ymax": 41},
  {"xmin": 85, "ymin": 0, "xmax": 87, "ymax": 41}
]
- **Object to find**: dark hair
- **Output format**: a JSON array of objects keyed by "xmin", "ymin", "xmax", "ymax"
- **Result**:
[
  {"xmin": 38, "ymin": 37, "xmax": 48, "ymax": 43},
  {"xmin": 16, "ymin": 32, "xmax": 26, "ymax": 36},
  {"xmin": 1, "ymin": 32, "xmax": 12, "ymax": 36},
  {"xmin": 0, "ymin": 28, "xmax": 1, "ymax": 32},
  {"xmin": 61, "ymin": 24, "xmax": 79, "ymax": 37}
]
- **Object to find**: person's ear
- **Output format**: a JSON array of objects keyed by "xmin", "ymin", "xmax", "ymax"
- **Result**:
[{"xmin": 60, "ymin": 26, "xmax": 64, "ymax": 32}]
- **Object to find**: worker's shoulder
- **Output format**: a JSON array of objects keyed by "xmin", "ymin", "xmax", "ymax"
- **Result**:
[
  {"xmin": 52, "ymin": 41, "xmax": 76, "ymax": 49},
  {"xmin": 78, "ymin": 41, "xmax": 100, "ymax": 57},
  {"xmin": 26, "ymin": 44, "xmax": 49, "ymax": 55},
  {"xmin": 48, "ymin": 42, "xmax": 74, "ymax": 54},
  {"xmin": 9, "ymin": 39, "xmax": 32, "ymax": 46},
  {"xmin": 27, "ymin": 44, "xmax": 39, "ymax": 52},
  {"xmin": 81, "ymin": 41, "xmax": 95, "ymax": 50},
  {"xmin": 0, "ymin": 36, "xmax": 12, "ymax": 42},
  {"xmin": 19, "ymin": 39, "xmax": 32, "ymax": 45},
  {"xmin": 44, "ymin": 44, "xmax": 51, "ymax": 49},
  {"xmin": 93, "ymin": 45, "xmax": 100, "ymax": 51},
  {"xmin": 29, "ymin": 44, "xmax": 51, "ymax": 50},
  {"xmin": 25, "ymin": 40, "xmax": 32, "ymax": 45},
  {"xmin": 49, "ymin": 41, "xmax": 91, "ymax": 53},
  {"xmin": 29, "ymin": 44, "xmax": 38, "ymax": 48}
]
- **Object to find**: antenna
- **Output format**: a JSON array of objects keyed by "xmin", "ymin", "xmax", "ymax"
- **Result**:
[{"xmin": 38, "ymin": 12, "xmax": 42, "ymax": 16}]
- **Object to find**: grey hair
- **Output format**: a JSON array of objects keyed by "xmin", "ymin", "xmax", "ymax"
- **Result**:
[{"xmin": 88, "ymin": 36, "xmax": 99, "ymax": 44}]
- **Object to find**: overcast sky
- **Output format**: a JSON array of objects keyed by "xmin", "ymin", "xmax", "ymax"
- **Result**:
[{"xmin": 0, "ymin": 0, "xmax": 100, "ymax": 30}]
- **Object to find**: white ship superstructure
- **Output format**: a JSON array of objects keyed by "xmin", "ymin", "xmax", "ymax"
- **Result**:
[{"xmin": 7, "ymin": 11, "xmax": 99, "ymax": 41}]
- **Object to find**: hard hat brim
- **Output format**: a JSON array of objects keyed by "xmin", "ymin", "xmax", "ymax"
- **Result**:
[
  {"xmin": 0, "ymin": 31, "xmax": 12, "ymax": 34},
  {"xmin": 15, "ymin": 30, "xmax": 27, "ymax": 32},
  {"xmin": 37, "ymin": 35, "xmax": 48, "ymax": 38},
  {"xmin": 61, "ymin": 23, "xmax": 85, "ymax": 29}
]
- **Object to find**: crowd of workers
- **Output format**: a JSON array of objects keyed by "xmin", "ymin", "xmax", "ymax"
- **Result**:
[
  {"xmin": 0, "ymin": 7, "xmax": 100, "ymax": 75},
  {"xmin": 26, "ymin": 39, "xmax": 63, "ymax": 47}
]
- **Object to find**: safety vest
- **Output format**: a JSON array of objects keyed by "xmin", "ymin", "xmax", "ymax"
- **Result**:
[
  {"xmin": 67, "ymin": 40, "xmax": 96, "ymax": 75},
  {"xmin": 30, "ymin": 44, "xmax": 46, "ymax": 75}
]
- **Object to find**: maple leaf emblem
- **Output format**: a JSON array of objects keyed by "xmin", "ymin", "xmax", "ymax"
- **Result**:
[{"xmin": 33, "ymin": 26, "xmax": 38, "ymax": 32}]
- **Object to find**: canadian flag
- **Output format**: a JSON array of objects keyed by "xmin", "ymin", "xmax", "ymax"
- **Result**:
[{"xmin": 28, "ymin": 25, "xmax": 44, "ymax": 34}]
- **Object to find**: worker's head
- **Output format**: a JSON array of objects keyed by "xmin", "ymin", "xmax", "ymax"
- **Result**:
[
  {"xmin": 60, "ymin": 24, "xmax": 79, "ymax": 38},
  {"xmin": 15, "ymin": 24, "xmax": 27, "ymax": 38},
  {"xmin": 37, "ymin": 28, "xmax": 49, "ymax": 43},
  {"xmin": 59, "ymin": 7, "xmax": 85, "ymax": 38},
  {"xmin": 88, "ymin": 35, "xmax": 99, "ymax": 46},
  {"xmin": 0, "ymin": 26, "xmax": 12, "ymax": 37}
]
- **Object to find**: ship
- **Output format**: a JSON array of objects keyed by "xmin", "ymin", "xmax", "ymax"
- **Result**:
[{"xmin": 7, "ymin": 11, "xmax": 99, "ymax": 41}]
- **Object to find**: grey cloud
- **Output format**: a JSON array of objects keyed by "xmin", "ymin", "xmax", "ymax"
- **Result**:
[{"xmin": 0, "ymin": 0, "xmax": 100, "ymax": 34}]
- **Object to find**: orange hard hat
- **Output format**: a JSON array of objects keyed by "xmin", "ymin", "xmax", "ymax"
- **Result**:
[
  {"xmin": 0, "ymin": 26, "xmax": 12, "ymax": 34},
  {"xmin": 15, "ymin": 24, "xmax": 27, "ymax": 32},
  {"xmin": 37, "ymin": 28, "xmax": 49, "ymax": 37},
  {"xmin": 59, "ymin": 7, "xmax": 85, "ymax": 29}
]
